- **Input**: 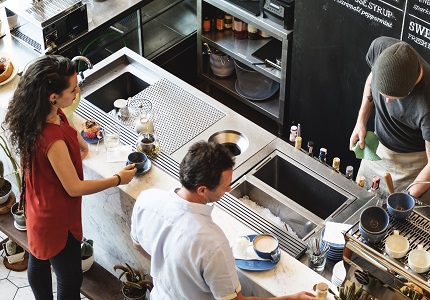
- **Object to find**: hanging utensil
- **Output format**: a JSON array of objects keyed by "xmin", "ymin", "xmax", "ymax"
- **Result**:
[{"xmin": 384, "ymin": 172, "xmax": 395, "ymax": 195}]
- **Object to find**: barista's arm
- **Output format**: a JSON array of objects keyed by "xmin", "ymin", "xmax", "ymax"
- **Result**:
[
  {"xmin": 349, "ymin": 72, "xmax": 375, "ymax": 150},
  {"xmin": 408, "ymin": 140, "xmax": 430, "ymax": 204}
]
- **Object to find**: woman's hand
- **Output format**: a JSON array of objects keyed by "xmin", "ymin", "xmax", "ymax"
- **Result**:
[{"xmin": 117, "ymin": 164, "xmax": 137, "ymax": 185}]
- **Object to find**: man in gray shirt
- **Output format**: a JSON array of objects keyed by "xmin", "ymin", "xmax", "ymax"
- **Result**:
[{"xmin": 350, "ymin": 36, "xmax": 430, "ymax": 202}]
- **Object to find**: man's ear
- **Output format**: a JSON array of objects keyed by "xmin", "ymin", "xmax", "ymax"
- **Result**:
[{"xmin": 196, "ymin": 186, "xmax": 206, "ymax": 196}]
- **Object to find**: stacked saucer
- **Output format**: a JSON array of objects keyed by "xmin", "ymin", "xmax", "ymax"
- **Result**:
[
  {"xmin": 331, "ymin": 260, "xmax": 346, "ymax": 287},
  {"xmin": 322, "ymin": 228, "xmax": 345, "ymax": 261}
]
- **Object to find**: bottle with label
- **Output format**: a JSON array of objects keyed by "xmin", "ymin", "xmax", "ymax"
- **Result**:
[
  {"xmin": 203, "ymin": 16, "xmax": 211, "ymax": 32},
  {"xmin": 224, "ymin": 13, "xmax": 232, "ymax": 29},
  {"xmin": 289, "ymin": 125, "xmax": 297, "ymax": 143},
  {"xmin": 295, "ymin": 136, "xmax": 302, "ymax": 150},
  {"xmin": 319, "ymin": 148, "xmax": 327, "ymax": 163},
  {"xmin": 332, "ymin": 157, "xmax": 340, "ymax": 172},
  {"xmin": 307, "ymin": 141, "xmax": 314, "ymax": 157},
  {"xmin": 233, "ymin": 17, "xmax": 243, "ymax": 39},
  {"xmin": 247, "ymin": 24, "xmax": 259, "ymax": 40},
  {"xmin": 216, "ymin": 10, "xmax": 225, "ymax": 31},
  {"xmin": 345, "ymin": 166, "xmax": 354, "ymax": 180}
]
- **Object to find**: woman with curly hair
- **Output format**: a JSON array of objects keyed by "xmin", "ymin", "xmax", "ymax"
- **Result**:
[{"xmin": 2, "ymin": 55, "xmax": 137, "ymax": 299}]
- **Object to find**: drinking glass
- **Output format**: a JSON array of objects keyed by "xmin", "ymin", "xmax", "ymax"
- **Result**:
[{"xmin": 104, "ymin": 125, "xmax": 120, "ymax": 152}]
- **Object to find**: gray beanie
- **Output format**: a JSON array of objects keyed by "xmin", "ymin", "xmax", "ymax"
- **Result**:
[{"xmin": 373, "ymin": 42, "xmax": 421, "ymax": 97}]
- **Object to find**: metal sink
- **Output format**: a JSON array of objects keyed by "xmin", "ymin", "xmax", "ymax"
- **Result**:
[
  {"xmin": 84, "ymin": 72, "xmax": 150, "ymax": 113},
  {"xmin": 227, "ymin": 149, "xmax": 362, "ymax": 242}
]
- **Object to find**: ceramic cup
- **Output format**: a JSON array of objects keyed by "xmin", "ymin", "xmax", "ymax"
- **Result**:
[
  {"xmin": 252, "ymin": 233, "xmax": 281, "ymax": 263},
  {"xmin": 408, "ymin": 244, "xmax": 430, "ymax": 273},
  {"xmin": 359, "ymin": 206, "xmax": 389, "ymax": 244},
  {"xmin": 387, "ymin": 192, "xmax": 415, "ymax": 221},
  {"xmin": 385, "ymin": 230, "xmax": 409, "ymax": 259},
  {"xmin": 127, "ymin": 152, "xmax": 147, "ymax": 172}
]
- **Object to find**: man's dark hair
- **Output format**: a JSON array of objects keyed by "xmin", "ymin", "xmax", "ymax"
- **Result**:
[{"xmin": 179, "ymin": 141, "xmax": 235, "ymax": 191}]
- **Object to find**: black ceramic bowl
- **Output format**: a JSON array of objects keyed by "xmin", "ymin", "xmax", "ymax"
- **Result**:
[{"xmin": 359, "ymin": 206, "xmax": 389, "ymax": 234}]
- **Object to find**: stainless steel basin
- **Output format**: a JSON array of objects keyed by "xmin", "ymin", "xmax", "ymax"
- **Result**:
[
  {"xmin": 229, "ymin": 179, "xmax": 317, "ymax": 239},
  {"xmin": 84, "ymin": 72, "xmax": 150, "ymax": 113},
  {"xmin": 228, "ymin": 149, "xmax": 359, "ymax": 240},
  {"xmin": 253, "ymin": 152, "xmax": 349, "ymax": 220}
]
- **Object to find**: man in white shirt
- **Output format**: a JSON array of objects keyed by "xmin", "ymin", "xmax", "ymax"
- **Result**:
[{"xmin": 131, "ymin": 141, "xmax": 316, "ymax": 300}]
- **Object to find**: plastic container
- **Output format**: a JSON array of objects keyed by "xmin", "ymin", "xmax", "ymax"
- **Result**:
[{"xmin": 234, "ymin": 60, "xmax": 274, "ymax": 100}]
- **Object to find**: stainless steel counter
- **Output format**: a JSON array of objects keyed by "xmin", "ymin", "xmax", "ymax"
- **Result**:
[{"xmin": 0, "ymin": 0, "xmax": 151, "ymax": 58}]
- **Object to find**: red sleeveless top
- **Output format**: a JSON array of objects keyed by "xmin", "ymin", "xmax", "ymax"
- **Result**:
[{"xmin": 25, "ymin": 109, "xmax": 83, "ymax": 260}]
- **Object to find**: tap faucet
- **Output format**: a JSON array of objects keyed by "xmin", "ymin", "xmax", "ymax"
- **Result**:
[{"xmin": 72, "ymin": 56, "xmax": 93, "ymax": 86}]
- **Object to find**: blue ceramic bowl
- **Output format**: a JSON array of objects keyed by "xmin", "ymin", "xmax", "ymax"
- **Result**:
[
  {"xmin": 387, "ymin": 192, "xmax": 415, "ymax": 221},
  {"xmin": 127, "ymin": 152, "xmax": 147, "ymax": 172},
  {"xmin": 359, "ymin": 206, "xmax": 389, "ymax": 234},
  {"xmin": 359, "ymin": 223, "xmax": 387, "ymax": 244}
]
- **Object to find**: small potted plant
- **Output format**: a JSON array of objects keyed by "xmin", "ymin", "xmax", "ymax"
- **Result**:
[
  {"xmin": 114, "ymin": 263, "xmax": 153, "ymax": 300},
  {"xmin": 0, "ymin": 133, "xmax": 25, "ymax": 229},
  {"xmin": 2, "ymin": 239, "xmax": 25, "ymax": 264},
  {"xmin": 81, "ymin": 237, "xmax": 94, "ymax": 272},
  {"xmin": 0, "ymin": 161, "xmax": 12, "ymax": 204}
]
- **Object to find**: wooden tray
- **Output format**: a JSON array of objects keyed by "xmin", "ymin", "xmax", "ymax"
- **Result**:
[{"xmin": 0, "ymin": 192, "xmax": 16, "ymax": 215}]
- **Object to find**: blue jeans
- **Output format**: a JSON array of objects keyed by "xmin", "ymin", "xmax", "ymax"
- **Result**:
[{"xmin": 28, "ymin": 231, "xmax": 83, "ymax": 300}]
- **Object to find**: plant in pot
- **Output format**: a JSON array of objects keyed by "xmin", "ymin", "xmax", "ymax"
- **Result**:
[
  {"xmin": 0, "ymin": 161, "xmax": 12, "ymax": 204},
  {"xmin": 114, "ymin": 263, "xmax": 153, "ymax": 300},
  {"xmin": 0, "ymin": 134, "xmax": 25, "ymax": 229},
  {"xmin": 2, "ymin": 239, "xmax": 25, "ymax": 264},
  {"xmin": 81, "ymin": 237, "xmax": 94, "ymax": 272}
]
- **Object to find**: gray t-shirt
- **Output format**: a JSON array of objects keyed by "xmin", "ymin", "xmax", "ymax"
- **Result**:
[{"xmin": 366, "ymin": 36, "xmax": 430, "ymax": 153}]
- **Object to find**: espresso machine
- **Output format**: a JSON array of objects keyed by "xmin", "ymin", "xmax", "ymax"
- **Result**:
[{"xmin": 342, "ymin": 210, "xmax": 430, "ymax": 300}]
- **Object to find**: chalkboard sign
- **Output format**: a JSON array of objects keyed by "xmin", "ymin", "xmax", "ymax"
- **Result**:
[{"xmin": 289, "ymin": 0, "xmax": 429, "ymax": 175}]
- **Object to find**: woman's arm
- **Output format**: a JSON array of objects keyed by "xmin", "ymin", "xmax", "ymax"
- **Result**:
[
  {"xmin": 66, "ymin": 115, "xmax": 89, "ymax": 159},
  {"xmin": 47, "ymin": 139, "xmax": 136, "ymax": 196}
]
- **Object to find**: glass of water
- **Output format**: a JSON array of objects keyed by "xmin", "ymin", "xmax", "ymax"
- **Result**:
[{"xmin": 104, "ymin": 125, "xmax": 120, "ymax": 152}]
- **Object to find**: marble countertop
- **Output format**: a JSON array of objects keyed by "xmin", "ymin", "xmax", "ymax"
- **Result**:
[{"xmin": 0, "ymin": 68, "xmax": 342, "ymax": 299}]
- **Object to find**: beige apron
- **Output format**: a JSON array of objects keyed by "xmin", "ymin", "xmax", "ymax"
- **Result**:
[{"xmin": 357, "ymin": 142, "xmax": 429, "ymax": 201}]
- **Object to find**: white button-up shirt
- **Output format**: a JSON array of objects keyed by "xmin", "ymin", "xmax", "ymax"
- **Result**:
[{"xmin": 131, "ymin": 188, "xmax": 241, "ymax": 300}]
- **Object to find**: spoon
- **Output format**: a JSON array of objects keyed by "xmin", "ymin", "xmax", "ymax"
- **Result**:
[{"xmin": 96, "ymin": 130, "xmax": 103, "ymax": 151}]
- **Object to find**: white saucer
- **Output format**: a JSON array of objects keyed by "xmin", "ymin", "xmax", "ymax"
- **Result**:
[
  {"xmin": 14, "ymin": 220, "xmax": 26, "ymax": 231},
  {"xmin": 0, "ymin": 58, "xmax": 19, "ymax": 86}
]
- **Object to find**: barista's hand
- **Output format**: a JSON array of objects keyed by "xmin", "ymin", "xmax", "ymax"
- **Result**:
[
  {"xmin": 284, "ymin": 291, "xmax": 316, "ymax": 299},
  {"xmin": 117, "ymin": 164, "xmax": 137, "ymax": 185},
  {"xmin": 350, "ymin": 122, "xmax": 367, "ymax": 150}
]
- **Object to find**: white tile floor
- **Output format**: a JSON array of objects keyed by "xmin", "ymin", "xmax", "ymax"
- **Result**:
[{"xmin": 0, "ymin": 230, "xmax": 87, "ymax": 300}]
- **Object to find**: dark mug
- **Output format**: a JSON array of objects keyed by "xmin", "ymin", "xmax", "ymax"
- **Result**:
[{"xmin": 127, "ymin": 152, "xmax": 147, "ymax": 172}]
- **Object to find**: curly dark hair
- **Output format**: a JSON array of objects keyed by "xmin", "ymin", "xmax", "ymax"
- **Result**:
[
  {"xmin": 2, "ymin": 55, "xmax": 77, "ymax": 174},
  {"xmin": 179, "ymin": 141, "xmax": 235, "ymax": 191}
]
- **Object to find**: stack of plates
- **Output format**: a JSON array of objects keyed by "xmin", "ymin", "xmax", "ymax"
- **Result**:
[
  {"xmin": 326, "ymin": 240, "xmax": 344, "ymax": 261},
  {"xmin": 331, "ymin": 260, "xmax": 346, "ymax": 287},
  {"xmin": 322, "ymin": 229, "xmax": 345, "ymax": 261}
]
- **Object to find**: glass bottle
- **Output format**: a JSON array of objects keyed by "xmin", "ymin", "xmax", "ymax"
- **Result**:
[
  {"xmin": 248, "ymin": 24, "xmax": 259, "ymax": 40},
  {"xmin": 332, "ymin": 157, "xmax": 340, "ymax": 172},
  {"xmin": 203, "ymin": 16, "xmax": 211, "ymax": 32},
  {"xmin": 345, "ymin": 166, "xmax": 354, "ymax": 180},
  {"xmin": 216, "ymin": 10, "xmax": 224, "ymax": 31},
  {"xmin": 307, "ymin": 141, "xmax": 314, "ymax": 157},
  {"xmin": 224, "ymin": 13, "xmax": 232, "ymax": 29},
  {"xmin": 233, "ymin": 17, "xmax": 244, "ymax": 39},
  {"xmin": 135, "ymin": 112, "xmax": 154, "ymax": 134}
]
